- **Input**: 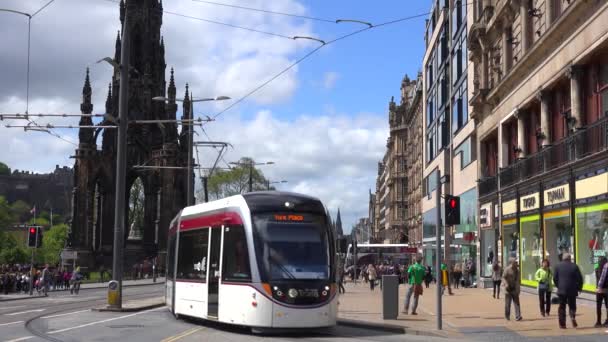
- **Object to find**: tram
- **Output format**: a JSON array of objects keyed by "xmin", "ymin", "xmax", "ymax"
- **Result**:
[{"xmin": 165, "ymin": 191, "xmax": 338, "ymax": 328}]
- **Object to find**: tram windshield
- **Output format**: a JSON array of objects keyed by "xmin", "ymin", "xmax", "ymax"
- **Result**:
[{"xmin": 253, "ymin": 213, "xmax": 330, "ymax": 281}]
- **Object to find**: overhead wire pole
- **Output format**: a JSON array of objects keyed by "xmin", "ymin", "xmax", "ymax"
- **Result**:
[{"xmin": 111, "ymin": 7, "xmax": 130, "ymax": 310}]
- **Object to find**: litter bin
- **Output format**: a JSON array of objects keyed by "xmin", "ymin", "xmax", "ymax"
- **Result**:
[
  {"xmin": 107, "ymin": 280, "xmax": 119, "ymax": 306},
  {"xmin": 382, "ymin": 275, "xmax": 399, "ymax": 319}
]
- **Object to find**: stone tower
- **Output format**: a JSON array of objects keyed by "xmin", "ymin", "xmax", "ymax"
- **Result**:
[{"xmin": 68, "ymin": 0, "xmax": 188, "ymax": 269}]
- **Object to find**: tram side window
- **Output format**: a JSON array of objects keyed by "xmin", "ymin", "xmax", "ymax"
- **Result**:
[
  {"xmin": 222, "ymin": 225, "xmax": 251, "ymax": 282},
  {"xmin": 177, "ymin": 229, "xmax": 209, "ymax": 281}
]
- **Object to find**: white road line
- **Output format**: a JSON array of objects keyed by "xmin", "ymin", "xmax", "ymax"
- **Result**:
[
  {"xmin": 40, "ymin": 309, "xmax": 90, "ymax": 319},
  {"xmin": 0, "ymin": 321, "xmax": 24, "ymax": 327},
  {"xmin": 48, "ymin": 307, "xmax": 165, "ymax": 334},
  {"xmin": 4, "ymin": 309, "xmax": 45, "ymax": 316},
  {"xmin": 0, "ymin": 305, "xmax": 26, "ymax": 311},
  {"xmin": 4, "ymin": 337, "xmax": 33, "ymax": 342}
]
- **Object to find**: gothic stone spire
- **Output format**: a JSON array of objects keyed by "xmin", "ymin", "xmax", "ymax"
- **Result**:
[{"xmin": 79, "ymin": 68, "xmax": 94, "ymax": 145}]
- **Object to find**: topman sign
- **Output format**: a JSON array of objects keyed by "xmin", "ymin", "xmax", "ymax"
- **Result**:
[{"xmin": 544, "ymin": 184, "xmax": 570, "ymax": 206}]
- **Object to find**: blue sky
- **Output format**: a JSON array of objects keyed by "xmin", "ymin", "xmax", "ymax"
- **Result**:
[{"xmin": 0, "ymin": 0, "xmax": 432, "ymax": 232}]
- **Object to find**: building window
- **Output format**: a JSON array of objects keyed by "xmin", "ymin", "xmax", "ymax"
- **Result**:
[
  {"xmin": 452, "ymin": 84, "xmax": 468, "ymax": 133},
  {"xmin": 454, "ymin": 136, "xmax": 475, "ymax": 169},
  {"xmin": 452, "ymin": 0, "xmax": 462, "ymax": 37},
  {"xmin": 427, "ymin": 92, "xmax": 435, "ymax": 126},
  {"xmin": 177, "ymin": 229, "xmax": 209, "ymax": 281}
]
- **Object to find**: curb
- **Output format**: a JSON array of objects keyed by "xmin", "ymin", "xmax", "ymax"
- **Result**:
[
  {"xmin": 0, "ymin": 281, "xmax": 165, "ymax": 302},
  {"xmin": 92, "ymin": 302, "xmax": 165, "ymax": 313},
  {"xmin": 337, "ymin": 318, "xmax": 447, "ymax": 337}
]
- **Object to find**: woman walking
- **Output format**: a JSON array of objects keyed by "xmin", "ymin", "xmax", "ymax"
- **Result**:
[
  {"xmin": 595, "ymin": 256, "xmax": 608, "ymax": 327},
  {"xmin": 535, "ymin": 259, "xmax": 553, "ymax": 316},
  {"xmin": 367, "ymin": 264, "xmax": 377, "ymax": 291},
  {"xmin": 424, "ymin": 265, "xmax": 432, "ymax": 288},
  {"xmin": 492, "ymin": 262, "xmax": 502, "ymax": 299},
  {"xmin": 453, "ymin": 264, "xmax": 462, "ymax": 289}
]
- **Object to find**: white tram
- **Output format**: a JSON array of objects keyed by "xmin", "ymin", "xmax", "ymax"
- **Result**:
[{"xmin": 166, "ymin": 191, "xmax": 338, "ymax": 328}]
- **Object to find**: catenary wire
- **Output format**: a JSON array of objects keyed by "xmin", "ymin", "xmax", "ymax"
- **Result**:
[
  {"xmin": 191, "ymin": 0, "xmax": 335, "ymax": 23},
  {"xmin": 211, "ymin": 11, "xmax": 430, "ymax": 119}
]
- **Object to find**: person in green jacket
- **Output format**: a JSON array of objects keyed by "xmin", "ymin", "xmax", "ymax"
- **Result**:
[
  {"xmin": 535, "ymin": 259, "xmax": 553, "ymax": 317},
  {"xmin": 403, "ymin": 255, "xmax": 426, "ymax": 315}
]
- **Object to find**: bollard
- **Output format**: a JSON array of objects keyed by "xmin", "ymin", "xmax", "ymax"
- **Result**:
[
  {"xmin": 382, "ymin": 275, "xmax": 399, "ymax": 319},
  {"xmin": 108, "ymin": 280, "xmax": 119, "ymax": 307}
]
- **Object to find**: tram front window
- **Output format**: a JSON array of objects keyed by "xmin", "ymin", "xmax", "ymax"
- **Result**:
[{"xmin": 253, "ymin": 213, "xmax": 330, "ymax": 281}]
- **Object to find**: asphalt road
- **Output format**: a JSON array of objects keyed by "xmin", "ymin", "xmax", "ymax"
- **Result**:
[{"xmin": 0, "ymin": 284, "xmax": 451, "ymax": 342}]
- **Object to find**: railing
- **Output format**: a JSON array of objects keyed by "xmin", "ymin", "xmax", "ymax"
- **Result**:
[
  {"xmin": 478, "ymin": 176, "xmax": 498, "ymax": 197},
  {"xmin": 497, "ymin": 116, "xmax": 608, "ymax": 187}
]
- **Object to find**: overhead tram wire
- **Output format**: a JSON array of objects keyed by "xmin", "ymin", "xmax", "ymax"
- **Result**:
[
  {"xmin": 211, "ymin": 11, "xmax": 431, "ymax": 120},
  {"xmin": 191, "ymin": 0, "xmax": 335, "ymax": 23}
]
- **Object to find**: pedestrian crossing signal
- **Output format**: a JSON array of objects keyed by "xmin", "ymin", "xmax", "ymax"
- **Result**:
[
  {"xmin": 445, "ymin": 195, "xmax": 461, "ymax": 225},
  {"xmin": 27, "ymin": 226, "xmax": 42, "ymax": 248}
]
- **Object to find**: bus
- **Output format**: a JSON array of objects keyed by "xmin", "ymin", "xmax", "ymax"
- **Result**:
[
  {"xmin": 345, "ymin": 243, "xmax": 417, "ymax": 272},
  {"xmin": 166, "ymin": 191, "xmax": 338, "ymax": 329}
]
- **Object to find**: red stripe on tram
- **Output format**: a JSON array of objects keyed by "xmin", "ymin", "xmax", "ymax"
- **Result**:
[{"xmin": 179, "ymin": 211, "xmax": 243, "ymax": 230}]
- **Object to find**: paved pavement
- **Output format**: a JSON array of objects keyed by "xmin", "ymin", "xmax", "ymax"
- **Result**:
[
  {"xmin": 0, "ymin": 277, "xmax": 166, "ymax": 302},
  {"xmin": 338, "ymin": 280, "xmax": 608, "ymax": 341}
]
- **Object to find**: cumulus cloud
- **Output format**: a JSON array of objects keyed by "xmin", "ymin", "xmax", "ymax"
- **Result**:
[
  {"xmin": 322, "ymin": 71, "xmax": 339, "ymax": 90},
  {"xmin": 200, "ymin": 110, "xmax": 388, "ymax": 232}
]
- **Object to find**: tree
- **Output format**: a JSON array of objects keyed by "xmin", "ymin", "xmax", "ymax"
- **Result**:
[
  {"xmin": 128, "ymin": 178, "xmax": 144, "ymax": 240},
  {"xmin": 0, "ymin": 161, "xmax": 10, "ymax": 175},
  {"xmin": 37, "ymin": 224, "xmax": 68, "ymax": 265},
  {"xmin": 207, "ymin": 157, "xmax": 273, "ymax": 200}
]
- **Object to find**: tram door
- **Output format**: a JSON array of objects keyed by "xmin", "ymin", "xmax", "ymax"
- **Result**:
[{"xmin": 207, "ymin": 226, "xmax": 222, "ymax": 318}]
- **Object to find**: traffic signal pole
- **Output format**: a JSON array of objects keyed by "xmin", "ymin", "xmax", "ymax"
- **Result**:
[{"xmin": 435, "ymin": 170, "xmax": 442, "ymax": 330}]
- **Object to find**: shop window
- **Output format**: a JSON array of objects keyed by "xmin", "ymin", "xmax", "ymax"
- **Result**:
[
  {"xmin": 520, "ymin": 215, "xmax": 542, "ymax": 287},
  {"xmin": 544, "ymin": 210, "xmax": 573, "ymax": 269},
  {"xmin": 502, "ymin": 220, "xmax": 519, "ymax": 268},
  {"xmin": 177, "ymin": 229, "xmax": 209, "ymax": 281},
  {"xmin": 481, "ymin": 228, "xmax": 496, "ymax": 277},
  {"xmin": 575, "ymin": 203, "xmax": 608, "ymax": 291}
]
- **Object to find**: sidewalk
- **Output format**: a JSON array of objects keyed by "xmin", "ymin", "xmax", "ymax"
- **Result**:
[
  {"xmin": 338, "ymin": 281, "xmax": 608, "ymax": 339},
  {"xmin": 0, "ymin": 277, "xmax": 165, "ymax": 301},
  {"xmin": 92, "ymin": 296, "xmax": 165, "ymax": 312}
]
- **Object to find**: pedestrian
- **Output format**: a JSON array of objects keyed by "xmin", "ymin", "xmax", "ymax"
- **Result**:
[
  {"xmin": 441, "ymin": 262, "xmax": 453, "ymax": 295},
  {"xmin": 40, "ymin": 264, "xmax": 50, "ymax": 297},
  {"xmin": 535, "ymin": 259, "xmax": 553, "ymax": 317},
  {"xmin": 594, "ymin": 256, "xmax": 608, "ymax": 327},
  {"xmin": 491, "ymin": 262, "xmax": 502, "ymax": 299},
  {"xmin": 338, "ymin": 267, "xmax": 346, "ymax": 294},
  {"xmin": 403, "ymin": 255, "xmax": 426, "ymax": 315},
  {"xmin": 503, "ymin": 258, "xmax": 522, "ymax": 321},
  {"xmin": 367, "ymin": 264, "xmax": 377, "ymax": 291},
  {"xmin": 70, "ymin": 267, "xmax": 83, "ymax": 295},
  {"xmin": 553, "ymin": 253, "xmax": 583, "ymax": 329},
  {"xmin": 453, "ymin": 264, "xmax": 462, "ymax": 289},
  {"xmin": 424, "ymin": 265, "xmax": 432, "ymax": 288}
]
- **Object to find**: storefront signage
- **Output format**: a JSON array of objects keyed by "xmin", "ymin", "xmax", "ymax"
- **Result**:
[
  {"xmin": 502, "ymin": 199, "xmax": 517, "ymax": 216},
  {"xmin": 480, "ymin": 202, "xmax": 492, "ymax": 229},
  {"xmin": 520, "ymin": 193, "xmax": 540, "ymax": 211},
  {"xmin": 575, "ymin": 172, "xmax": 608, "ymax": 200},
  {"xmin": 544, "ymin": 184, "xmax": 570, "ymax": 206}
]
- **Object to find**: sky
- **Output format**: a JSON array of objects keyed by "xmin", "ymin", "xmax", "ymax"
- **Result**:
[{"xmin": 0, "ymin": 0, "xmax": 431, "ymax": 233}]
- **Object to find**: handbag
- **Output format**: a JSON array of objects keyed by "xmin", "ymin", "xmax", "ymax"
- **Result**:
[
  {"xmin": 414, "ymin": 284, "xmax": 424, "ymax": 296},
  {"xmin": 538, "ymin": 282, "xmax": 549, "ymax": 291}
]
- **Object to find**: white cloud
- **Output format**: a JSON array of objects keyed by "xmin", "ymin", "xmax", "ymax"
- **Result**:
[
  {"xmin": 200, "ymin": 110, "xmax": 388, "ymax": 231},
  {"xmin": 322, "ymin": 71, "xmax": 339, "ymax": 90}
]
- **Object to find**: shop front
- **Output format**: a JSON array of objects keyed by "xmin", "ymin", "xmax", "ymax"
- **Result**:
[
  {"xmin": 542, "ymin": 182, "xmax": 572, "ymax": 268},
  {"xmin": 479, "ymin": 200, "xmax": 497, "ymax": 277},
  {"xmin": 501, "ymin": 197, "xmax": 518, "ymax": 268},
  {"xmin": 519, "ymin": 191, "xmax": 541, "ymax": 287},
  {"xmin": 453, "ymin": 188, "xmax": 478, "ymax": 282},
  {"xmin": 574, "ymin": 170, "xmax": 608, "ymax": 292}
]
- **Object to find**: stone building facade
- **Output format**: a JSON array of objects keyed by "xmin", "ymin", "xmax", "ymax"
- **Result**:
[
  {"xmin": 471, "ymin": 0, "xmax": 608, "ymax": 290},
  {"xmin": 68, "ymin": 0, "xmax": 190, "ymax": 268}
]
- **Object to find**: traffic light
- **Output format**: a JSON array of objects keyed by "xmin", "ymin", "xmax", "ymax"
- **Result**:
[
  {"xmin": 445, "ymin": 195, "xmax": 461, "ymax": 225},
  {"xmin": 27, "ymin": 226, "xmax": 42, "ymax": 248}
]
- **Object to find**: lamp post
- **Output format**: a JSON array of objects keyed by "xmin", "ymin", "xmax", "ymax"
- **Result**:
[
  {"xmin": 229, "ymin": 161, "xmax": 275, "ymax": 192},
  {"xmin": 152, "ymin": 95, "xmax": 230, "ymax": 206},
  {"xmin": 267, "ymin": 180, "xmax": 287, "ymax": 190}
]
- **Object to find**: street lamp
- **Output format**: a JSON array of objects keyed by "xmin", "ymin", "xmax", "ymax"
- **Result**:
[
  {"xmin": 153, "ymin": 94, "xmax": 230, "ymax": 206},
  {"xmin": 267, "ymin": 180, "xmax": 287, "ymax": 190},
  {"xmin": 229, "ymin": 161, "xmax": 275, "ymax": 192}
]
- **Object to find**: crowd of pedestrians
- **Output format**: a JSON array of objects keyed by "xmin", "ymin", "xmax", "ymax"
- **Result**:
[{"xmin": 0, "ymin": 263, "xmax": 83, "ymax": 296}]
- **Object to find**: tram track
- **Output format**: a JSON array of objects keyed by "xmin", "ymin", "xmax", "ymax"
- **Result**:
[{"xmin": 21, "ymin": 287, "xmax": 165, "ymax": 342}]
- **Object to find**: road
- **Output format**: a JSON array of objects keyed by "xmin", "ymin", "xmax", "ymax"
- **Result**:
[{"xmin": 0, "ymin": 284, "xmax": 451, "ymax": 342}]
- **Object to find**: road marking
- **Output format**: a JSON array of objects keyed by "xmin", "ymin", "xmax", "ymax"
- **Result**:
[
  {"xmin": 4, "ymin": 309, "xmax": 45, "ymax": 316},
  {"xmin": 4, "ymin": 337, "xmax": 33, "ymax": 342},
  {"xmin": 161, "ymin": 327, "xmax": 203, "ymax": 342},
  {"xmin": 0, "ymin": 321, "xmax": 24, "ymax": 327},
  {"xmin": 41, "ymin": 309, "xmax": 90, "ymax": 319},
  {"xmin": 47, "ymin": 307, "xmax": 165, "ymax": 334}
]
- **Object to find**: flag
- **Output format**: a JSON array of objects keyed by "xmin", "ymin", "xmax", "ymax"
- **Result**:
[{"xmin": 30, "ymin": 206, "xmax": 36, "ymax": 215}]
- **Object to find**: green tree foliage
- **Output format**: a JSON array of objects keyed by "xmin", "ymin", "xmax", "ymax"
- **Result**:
[
  {"xmin": 207, "ymin": 157, "xmax": 273, "ymax": 200},
  {"xmin": 37, "ymin": 224, "xmax": 68, "ymax": 264},
  {"xmin": 0, "ymin": 233, "xmax": 29, "ymax": 264},
  {"xmin": 0, "ymin": 161, "xmax": 10, "ymax": 175},
  {"xmin": 128, "ymin": 178, "xmax": 144, "ymax": 239},
  {"xmin": 10, "ymin": 200, "xmax": 31, "ymax": 223}
]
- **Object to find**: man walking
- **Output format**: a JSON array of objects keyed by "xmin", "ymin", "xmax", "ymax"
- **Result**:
[
  {"xmin": 503, "ymin": 258, "xmax": 522, "ymax": 321},
  {"xmin": 553, "ymin": 253, "xmax": 583, "ymax": 329},
  {"xmin": 403, "ymin": 255, "xmax": 426, "ymax": 315}
]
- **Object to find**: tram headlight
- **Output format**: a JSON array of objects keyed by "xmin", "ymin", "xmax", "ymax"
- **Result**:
[
  {"xmin": 288, "ymin": 288, "xmax": 299, "ymax": 298},
  {"xmin": 321, "ymin": 290, "xmax": 328, "ymax": 296},
  {"xmin": 276, "ymin": 290, "xmax": 284, "ymax": 297},
  {"xmin": 324, "ymin": 286, "xmax": 330, "ymax": 291}
]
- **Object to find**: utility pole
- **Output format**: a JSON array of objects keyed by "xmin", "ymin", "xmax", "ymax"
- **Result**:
[
  {"xmin": 435, "ymin": 170, "xmax": 443, "ymax": 330},
  {"xmin": 187, "ymin": 93, "xmax": 194, "ymax": 206},
  {"xmin": 202, "ymin": 176, "xmax": 209, "ymax": 202},
  {"xmin": 111, "ymin": 9, "xmax": 130, "ymax": 310},
  {"xmin": 248, "ymin": 162, "xmax": 253, "ymax": 192}
]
